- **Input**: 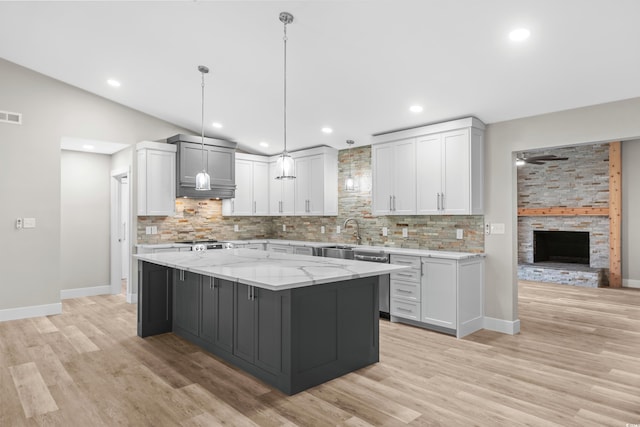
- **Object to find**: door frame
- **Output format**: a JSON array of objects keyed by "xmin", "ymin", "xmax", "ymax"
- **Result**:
[{"xmin": 110, "ymin": 167, "xmax": 133, "ymax": 300}]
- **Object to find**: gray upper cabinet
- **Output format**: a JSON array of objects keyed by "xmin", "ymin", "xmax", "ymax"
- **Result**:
[{"xmin": 167, "ymin": 134, "xmax": 237, "ymax": 199}]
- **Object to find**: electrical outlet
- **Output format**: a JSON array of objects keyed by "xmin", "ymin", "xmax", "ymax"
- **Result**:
[
  {"xmin": 321, "ymin": 226, "xmax": 325, "ymax": 234},
  {"xmin": 234, "ymin": 224, "xmax": 239, "ymax": 232},
  {"xmin": 456, "ymin": 229, "xmax": 464, "ymax": 239},
  {"xmin": 402, "ymin": 227, "xmax": 408, "ymax": 238},
  {"xmin": 16, "ymin": 218, "xmax": 23, "ymax": 229},
  {"xmin": 283, "ymin": 224, "xmax": 286, "ymax": 232},
  {"xmin": 382, "ymin": 227, "xmax": 388, "ymax": 237},
  {"xmin": 336, "ymin": 226, "xmax": 341, "ymax": 234},
  {"xmin": 145, "ymin": 226, "xmax": 152, "ymax": 235}
]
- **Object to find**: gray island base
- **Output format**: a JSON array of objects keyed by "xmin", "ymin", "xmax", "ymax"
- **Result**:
[{"xmin": 137, "ymin": 259, "xmax": 382, "ymax": 395}]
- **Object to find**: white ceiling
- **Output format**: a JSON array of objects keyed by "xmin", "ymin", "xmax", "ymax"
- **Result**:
[{"xmin": 2, "ymin": 0, "xmax": 640, "ymax": 155}]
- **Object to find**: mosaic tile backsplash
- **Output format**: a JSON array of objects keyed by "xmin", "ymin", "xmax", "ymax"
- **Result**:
[{"xmin": 138, "ymin": 145, "xmax": 485, "ymax": 253}]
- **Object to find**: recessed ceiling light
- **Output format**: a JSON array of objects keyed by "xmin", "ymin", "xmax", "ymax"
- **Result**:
[
  {"xmin": 321, "ymin": 127, "xmax": 333, "ymax": 134},
  {"xmin": 509, "ymin": 28, "xmax": 530, "ymax": 42},
  {"xmin": 82, "ymin": 144, "xmax": 95, "ymax": 150},
  {"xmin": 409, "ymin": 105, "xmax": 423, "ymax": 113},
  {"xmin": 212, "ymin": 122, "xmax": 223, "ymax": 129},
  {"xmin": 107, "ymin": 79, "xmax": 121, "ymax": 87},
  {"xmin": 259, "ymin": 141, "xmax": 269, "ymax": 148}
]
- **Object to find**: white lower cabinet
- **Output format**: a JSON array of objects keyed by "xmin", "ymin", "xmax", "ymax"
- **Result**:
[{"xmin": 390, "ymin": 254, "xmax": 484, "ymax": 338}]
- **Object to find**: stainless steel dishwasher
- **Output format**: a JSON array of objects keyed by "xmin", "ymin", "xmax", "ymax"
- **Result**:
[{"xmin": 353, "ymin": 249, "xmax": 390, "ymax": 318}]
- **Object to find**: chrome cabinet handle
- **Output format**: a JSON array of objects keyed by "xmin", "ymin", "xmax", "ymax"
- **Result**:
[
  {"xmin": 389, "ymin": 195, "xmax": 393, "ymax": 211},
  {"xmin": 397, "ymin": 307, "xmax": 412, "ymax": 313},
  {"xmin": 253, "ymin": 201, "xmax": 256, "ymax": 214},
  {"xmin": 247, "ymin": 285, "xmax": 251, "ymax": 301},
  {"xmin": 397, "ymin": 289, "xmax": 412, "ymax": 293}
]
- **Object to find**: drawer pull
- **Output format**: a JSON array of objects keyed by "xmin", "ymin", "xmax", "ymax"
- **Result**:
[
  {"xmin": 397, "ymin": 289, "xmax": 412, "ymax": 293},
  {"xmin": 397, "ymin": 273, "xmax": 414, "ymax": 277},
  {"xmin": 397, "ymin": 307, "xmax": 412, "ymax": 313}
]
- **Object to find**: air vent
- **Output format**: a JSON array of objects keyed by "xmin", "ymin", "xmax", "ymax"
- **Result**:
[{"xmin": 0, "ymin": 110, "xmax": 22, "ymax": 125}]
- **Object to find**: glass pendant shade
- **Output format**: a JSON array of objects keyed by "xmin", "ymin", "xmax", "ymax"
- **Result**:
[
  {"xmin": 275, "ymin": 151, "xmax": 295, "ymax": 180},
  {"xmin": 195, "ymin": 170, "xmax": 211, "ymax": 190},
  {"xmin": 344, "ymin": 175, "xmax": 355, "ymax": 191}
]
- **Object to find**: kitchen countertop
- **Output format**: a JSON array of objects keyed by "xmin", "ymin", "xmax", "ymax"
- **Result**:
[
  {"xmin": 134, "ymin": 248, "xmax": 409, "ymax": 291},
  {"xmin": 137, "ymin": 239, "xmax": 484, "ymax": 260}
]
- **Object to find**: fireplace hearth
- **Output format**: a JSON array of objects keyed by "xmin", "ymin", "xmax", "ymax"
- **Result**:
[{"xmin": 534, "ymin": 230, "xmax": 590, "ymax": 265}]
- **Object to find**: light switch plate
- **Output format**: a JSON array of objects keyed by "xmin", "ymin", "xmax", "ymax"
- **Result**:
[
  {"xmin": 490, "ymin": 223, "xmax": 506, "ymax": 234},
  {"xmin": 382, "ymin": 227, "xmax": 388, "ymax": 237},
  {"xmin": 23, "ymin": 218, "xmax": 36, "ymax": 228},
  {"xmin": 336, "ymin": 226, "xmax": 341, "ymax": 234},
  {"xmin": 456, "ymin": 229, "xmax": 463, "ymax": 239},
  {"xmin": 234, "ymin": 224, "xmax": 239, "ymax": 232},
  {"xmin": 151, "ymin": 226, "xmax": 158, "ymax": 235},
  {"xmin": 402, "ymin": 227, "xmax": 408, "ymax": 238},
  {"xmin": 282, "ymin": 224, "xmax": 286, "ymax": 232},
  {"xmin": 145, "ymin": 226, "xmax": 152, "ymax": 235},
  {"xmin": 321, "ymin": 226, "xmax": 325, "ymax": 234}
]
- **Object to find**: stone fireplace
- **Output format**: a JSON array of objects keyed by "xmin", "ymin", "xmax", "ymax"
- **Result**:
[{"xmin": 517, "ymin": 143, "xmax": 610, "ymax": 288}]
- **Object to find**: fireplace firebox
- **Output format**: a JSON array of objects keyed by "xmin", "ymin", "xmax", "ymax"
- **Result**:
[{"xmin": 533, "ymin": 231, "xmax": 590, "ymax": 265}]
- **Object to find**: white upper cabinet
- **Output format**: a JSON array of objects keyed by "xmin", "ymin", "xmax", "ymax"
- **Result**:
[
  {"xmin": 222, "ymin": 154, "xmax": 269, "ymax": 216},
  {"xmin": 136, "ymin": 141, "xmax": 176, "ymax": 216},
  {"xmin": 372, "ymin": 140, "xmax": 416, "ymax": 215},
  {"xmin": 269, "ymin": 161, "xmax": 295, "ymax": 216},
  {"xmin": 373, "ymin": 117, "xmax": 484, "ymax": 216},
  {"xmin": 271, "ymin": 146, "xmax": 337, "ymax": 217}
]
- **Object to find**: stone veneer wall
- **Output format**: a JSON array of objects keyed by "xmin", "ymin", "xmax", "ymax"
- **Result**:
[
  {"xmin": 517, "ymin": 143, "xmax": 610, "ymax": 268},
  {"xmin": 138, "ymin": 145, "xmax": 484, "ymax": 252}
]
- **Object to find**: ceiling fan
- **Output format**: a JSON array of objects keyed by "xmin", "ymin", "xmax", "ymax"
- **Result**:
[{"xmin": 516, "ymin": 154, "xmax": 569, "ymax": 165}]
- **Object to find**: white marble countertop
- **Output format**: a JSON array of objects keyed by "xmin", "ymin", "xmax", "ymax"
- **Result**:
[
  {"xmin": 134, "ymin": 248, "xmax": 409, "ymax": 291},
  {"xmin": 136, "ymin": 239, "xmax": 484, "ymax": 260}
]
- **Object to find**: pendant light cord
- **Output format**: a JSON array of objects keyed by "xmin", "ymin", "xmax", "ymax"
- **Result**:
[
  {"xmin": 201, "ymin": 70, "xmax": 206, "ymax": 171},
  {"xmin": 283, "ymin": 19, "xmax": 288, "ymax": 154}
]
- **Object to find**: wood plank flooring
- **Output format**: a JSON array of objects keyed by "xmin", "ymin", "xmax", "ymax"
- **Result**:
[{"xmin": 1, "ymin": 281, "xmax": 639, "ymax": 426}]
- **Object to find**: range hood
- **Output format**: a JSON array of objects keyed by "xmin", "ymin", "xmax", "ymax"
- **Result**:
[{"xmin": 167, "ymin": 134, "xmax": 237, "ymax": 199}]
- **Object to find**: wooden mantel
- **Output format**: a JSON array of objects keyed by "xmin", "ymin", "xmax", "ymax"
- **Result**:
[{"xmin": 517, "ymin": 207, "xmax": 609, "ymax": 217}]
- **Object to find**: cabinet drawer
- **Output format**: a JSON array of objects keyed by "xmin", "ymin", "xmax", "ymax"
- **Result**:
[
  {"xmin": 391, "ymin": 299, "xmax": 420, "ymax": 321},
  {"xmin": 390, "ymin": 254, "xmax": 421, "ymax": 269},
  {"xmin": 391, "ymin": 280, "xmax": 421, "ymax": 302},
  {"xmin": 391, "ymin": 269, "xmax": 421, "ymax": 283}
]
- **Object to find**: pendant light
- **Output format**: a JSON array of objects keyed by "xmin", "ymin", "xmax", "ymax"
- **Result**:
[
  {"xmin": 195, "ymin": 65, "xmax": 211, "ymax": 191},
  {"xmin": 344, "ymin": 139, "xmax": 356, "ymax": 191},
  {"xmin": 275, "ymin": 12, "xmax": 296, "ymax": 180}
]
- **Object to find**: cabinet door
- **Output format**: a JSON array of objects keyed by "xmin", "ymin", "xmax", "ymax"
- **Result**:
[
  {"xmin": 173, "ymin": 270, "xmax": 200, "ymax": 336},
  {"xmin": 294, "ymin": 156, "xmax": 311, "ymax": 214},
  {"xmin": 269, "ymin": 162, "xmax": 283, "ymax": 215},
  {"xmin": 234, "ymin": 284, "xmax": 256, "ymax": 364},
  {"xmin": 231, "ymin": 159, "xmax": 253, "ymax": 215},
  {"xmin": 421, "ymin": 258, "xmax": 457, "ymax": 329},
  {"xmin": 253, "ymin": 288, "xmax": 282, "ymax": 375},
  {"xmin": 138, "ymin": 262, "xmax": 172, "ymax": 337},
  {"xmin": 372, "ymin": 142, "xmax": 395, "ymax": 215},
  {"xmin": 201, "ymin": 278, "xmax": 234, "ymax": 353},
  {"xmin": 442, "ymin": 129, "xmax": 470, "ymax": 214},
  {"xmin": 253, "ymin": 161, "xmax": 270, "ymax": 215},
  {"xmin": 416, "ymin": 134, "xmax": 442, "ymax": 215},
  {"xmin": 306, "ymin": 155, "xmax": 325, "ymax": 215},
  {"xmin": 207, "ymin": 146, "xmax": 235, "ymax": 188},
  {"xmin": 392, "ymin": 139, "xmax": 416, "ymax": 215}
]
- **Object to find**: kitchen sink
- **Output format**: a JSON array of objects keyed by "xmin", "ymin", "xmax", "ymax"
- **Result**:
[{"xmin": 321, "ymin": 245, "xmax": 355, "ymax": 259}]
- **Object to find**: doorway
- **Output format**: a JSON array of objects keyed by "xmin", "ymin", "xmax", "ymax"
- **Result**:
[{"xmin": 110, "ymin": 168, "xmax": 132, "ymax": 298}]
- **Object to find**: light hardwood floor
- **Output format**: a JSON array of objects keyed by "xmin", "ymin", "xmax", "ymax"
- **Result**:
[{"xmin": 1, "ymin": 281, "xmax": 639, "ymax": 426}]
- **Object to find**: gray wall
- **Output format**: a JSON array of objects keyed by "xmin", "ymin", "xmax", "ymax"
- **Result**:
[
  {"xmin": 0, "ymin": 58, "xmax": 188, "ymax": 313},
  {"xmin": 61, "ymin": 150, "xmax": 111, "ymax": 290},
  {"xmin": 485, "ymin": 98, "xmax": 640, "ymax": 324},
  {"xmin": 622, "ymin": 140, "xmax": 640, "ymax": 286}
]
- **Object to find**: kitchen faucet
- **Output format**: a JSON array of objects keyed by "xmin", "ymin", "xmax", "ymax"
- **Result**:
[{"xmin": 343, "ymin": 217, "xmax": 362, "ymax": 245}]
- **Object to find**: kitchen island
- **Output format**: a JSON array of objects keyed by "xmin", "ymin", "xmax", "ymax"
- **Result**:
[{"xmin": 135, "ymin": 248, "xmax": 408, "ymax": 395}]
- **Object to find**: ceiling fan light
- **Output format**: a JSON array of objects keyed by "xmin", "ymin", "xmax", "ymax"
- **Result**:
[
  {"xmin": 275, "ymin": 151, "xmax": 295, "ymax": 180},
  {"xmin": 195, "ymin": 170, "xmax": 211, "ymax": 190}
]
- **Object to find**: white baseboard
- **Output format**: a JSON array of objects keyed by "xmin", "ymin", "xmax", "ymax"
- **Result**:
[
  {"xmin": 484, "ymin": 316, "xmax": 521, "ymax": 335},
  {"xmin": 60, "ymin": 285, "xmax": 111, "ymax": 300},
  {"xmin": 0, "ymin": 303, "xmax": 62, "ymax": 322},
  {"xmin": 126, "ymin": 293, "xmax": 138, "ymax": 304},
  {"xmin": 623, "ymin": 279, "xmax": 640, "ymax": 289}
]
